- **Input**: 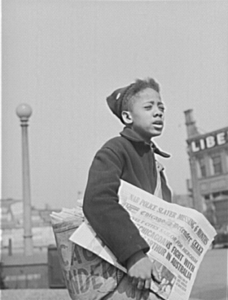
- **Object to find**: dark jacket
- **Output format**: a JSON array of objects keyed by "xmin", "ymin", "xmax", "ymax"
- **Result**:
[{"xmin": 83, "ymin": 127, "xmax": 172, "ymax": 265}]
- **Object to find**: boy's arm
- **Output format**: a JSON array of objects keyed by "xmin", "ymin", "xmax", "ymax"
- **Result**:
[{"xmin": 83, "ymin": 146, "xmax": 149, "ymax": 265}]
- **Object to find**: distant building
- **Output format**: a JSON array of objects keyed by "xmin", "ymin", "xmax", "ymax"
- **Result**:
[
  {"xmin": 172, "ymin": 194, "xmax": 193, "ymax": 208},
  {"xmin": 184, "ymin": 109, "xmax": 228, "ymax": 228},
  {"xmin": 0, "ymin": 199, "xmax": 60, "ymax": 229},
  {"xmin": 0, "ymin": 199, "xmax": 60, "ymax": 253}
]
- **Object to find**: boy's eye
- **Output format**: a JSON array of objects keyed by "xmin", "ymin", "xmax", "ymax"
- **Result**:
[
  {"xmin": 144, "ymin": 105, "xmax": 153, "ymax": 110},
  {"xmin": 143, "ymin": 103, "xmax": 165, "ymax": 111},
  {"xmin": 159, "ymin": 106, "xmax": 165, "ymax": 112}
]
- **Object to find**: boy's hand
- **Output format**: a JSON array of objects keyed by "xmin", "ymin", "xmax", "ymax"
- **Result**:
[{"xmin": 126, "ymin": 251, "xmax": 160, "ymax": 290}]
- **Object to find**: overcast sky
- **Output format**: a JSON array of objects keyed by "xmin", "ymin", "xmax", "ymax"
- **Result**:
[{"xmin": 2, "ymin": 0, "xmax": 228, "ymax": 209}]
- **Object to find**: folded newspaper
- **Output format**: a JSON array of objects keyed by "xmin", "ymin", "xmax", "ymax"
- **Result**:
[{"xmin": 69, "ymin": 180, "xmax": 216, "ymax": 300}]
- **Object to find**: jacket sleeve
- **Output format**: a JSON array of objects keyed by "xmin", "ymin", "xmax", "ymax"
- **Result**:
[{"xmin": 83, "ymin": 146, "xmax": 150, "ymax": 265}]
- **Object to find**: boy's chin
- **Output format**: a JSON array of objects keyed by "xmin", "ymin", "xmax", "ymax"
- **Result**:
[{"xmin": 150, "ymin": 131, "xmax": 163, "ymax": 138}]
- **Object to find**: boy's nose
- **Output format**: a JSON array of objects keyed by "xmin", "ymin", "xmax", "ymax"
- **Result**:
[{"xmin": 153, "ymin": 108, "xmax": 163, "ymax": 117}]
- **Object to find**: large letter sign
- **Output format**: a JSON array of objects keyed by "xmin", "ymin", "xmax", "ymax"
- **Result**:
[{"xmin": 190, "ymin": 129, "xmax": 228, "ymax": 152}]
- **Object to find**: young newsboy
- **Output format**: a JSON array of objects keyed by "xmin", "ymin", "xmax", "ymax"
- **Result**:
[{"xmin": 83, "ymin": 78, "xmax": 172, "ymax": 294}]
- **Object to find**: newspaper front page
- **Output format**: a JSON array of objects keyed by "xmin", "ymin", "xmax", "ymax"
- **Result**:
[{"xmin": 70, "ymin": 180, "xmax": 216, "ymax": 300}]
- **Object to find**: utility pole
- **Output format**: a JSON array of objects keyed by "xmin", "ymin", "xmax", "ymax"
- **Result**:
[{"xmin": 16, "ymin": 104, "xmax": 33, "ymax": 256}]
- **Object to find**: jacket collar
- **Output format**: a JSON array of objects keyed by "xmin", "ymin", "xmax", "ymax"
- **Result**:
[{"xmin": 120, "ymin": 127, "xmax": 171, "ymax": 158}]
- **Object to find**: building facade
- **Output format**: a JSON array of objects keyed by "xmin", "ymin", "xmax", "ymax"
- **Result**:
[
  {"xmin": 0, "ymin": 199, "xmax": 57, "ymax": 254},
  {"xmin": 184, "ymin": 110, "xmax": 228, "ymax": 228}
]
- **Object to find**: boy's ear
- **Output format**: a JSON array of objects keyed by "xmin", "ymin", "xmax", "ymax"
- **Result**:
[{"xmin": 121, "ymin": 111, "xmax": 133, "ymax": 125}]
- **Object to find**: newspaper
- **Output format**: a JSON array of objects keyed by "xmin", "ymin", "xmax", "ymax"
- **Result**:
[{"xmin": 70, "ymin": 180, "xmax": 217, "ymax": 300}]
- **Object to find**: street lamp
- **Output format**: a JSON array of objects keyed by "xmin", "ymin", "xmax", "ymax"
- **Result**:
[{"xmin": 16, "ymin": 104, "xmax": 33, "ymax": 256}]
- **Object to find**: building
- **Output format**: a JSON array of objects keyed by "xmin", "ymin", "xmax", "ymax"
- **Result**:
[
  {"xmin": 0, "ymin": 199, "xmax": 59, "ymax": 254},
  {"xmin": 184, "ymin": 109, "xmax": 228, "ymax": 228},
  {"xmin": 172, "ymin": 193, "xmax": 193, "ymax": 208}
]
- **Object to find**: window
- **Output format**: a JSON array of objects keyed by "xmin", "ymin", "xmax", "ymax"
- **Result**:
[
  {"xmin": 211, "ymin": 154, "xmax": 222, "ymax": 175},
  {"xmin": 226, "ymin": 150, "xmax": 228, "ymax": 172},
  {"xmin": 198, "ymin": 157, "xmax": 206, "ymax": 177}
]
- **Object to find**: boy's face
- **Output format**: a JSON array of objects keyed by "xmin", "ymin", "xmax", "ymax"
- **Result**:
[{"xmin": 125, "ymin": 88, "xmax": 165, "ymax": 142}]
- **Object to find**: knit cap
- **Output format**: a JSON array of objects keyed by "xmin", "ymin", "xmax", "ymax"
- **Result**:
[{"xmin": 106, "ymin": 83, "xmax": 134, "ymax": 123}]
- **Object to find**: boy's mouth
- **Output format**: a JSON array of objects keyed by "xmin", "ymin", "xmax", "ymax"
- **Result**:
[{"xmin": 152, "ymin": 120, "xmax": 163, "ymax": 129}]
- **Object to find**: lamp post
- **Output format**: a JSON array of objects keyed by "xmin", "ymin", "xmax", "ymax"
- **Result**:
[{"xmin": 16, "ymin": 104, "xmax": 33, "ymax": 256}]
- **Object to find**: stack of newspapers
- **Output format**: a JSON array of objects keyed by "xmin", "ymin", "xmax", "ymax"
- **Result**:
[{"xmin": 50, "ymin": 199, "xmax": 84, "ymax": 225}]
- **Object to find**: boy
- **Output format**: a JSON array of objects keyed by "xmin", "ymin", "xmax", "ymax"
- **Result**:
[{"xmin": 83, "ymin": 78, "xmax": 172, "ymax": 296}]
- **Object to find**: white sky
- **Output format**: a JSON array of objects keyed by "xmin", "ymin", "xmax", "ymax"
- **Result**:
[{"xmin": 2, "ymin": 0, "xmax": 228, "ymax": 209}]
